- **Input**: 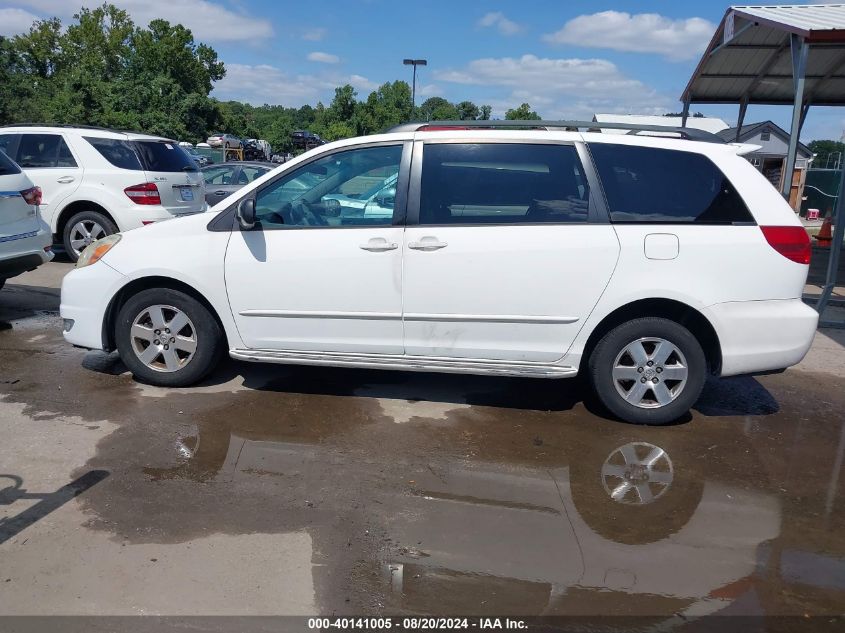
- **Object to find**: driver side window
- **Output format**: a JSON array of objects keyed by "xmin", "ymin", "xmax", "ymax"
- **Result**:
[{"xmin": 255, "ymin": 144, "xmax": 402, "ymax": 228}]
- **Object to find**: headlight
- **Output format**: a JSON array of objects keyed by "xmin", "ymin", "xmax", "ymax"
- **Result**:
[{"xmin": 76, "ymin": 234, "xmax": 122, "ymax": 269}]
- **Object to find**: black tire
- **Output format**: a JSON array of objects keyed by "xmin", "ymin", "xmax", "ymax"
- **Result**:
[
  {"xmin": 115, "ymin": 288, "xmax": 223, "ymax": 387},
  {"xmin": 588, "ymin": 317, "xmax": 706, "ymax": 425},
  {"xmin": 62, "ymin": 210, "xmax": 118, "ymax": 263}
]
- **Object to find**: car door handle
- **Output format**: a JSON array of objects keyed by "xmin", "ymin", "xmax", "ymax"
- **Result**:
[
  {"xmin": 213, "ymin": 190, "xmax": 227, "ymax": 195},
  {"xmin": 56, "ymin": 176, "xmax": 75, "ymax": 184},
  {"xmin": 360, "ymin": 237, "xmax": 398, "ymax": 252},
  {"xmin": 408, "ymin": 238, "xmax": 448, "ymax": 251}
]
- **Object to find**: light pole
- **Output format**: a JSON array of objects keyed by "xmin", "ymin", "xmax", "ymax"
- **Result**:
[{"xmin": 403, "ymin": 58, "xmax": 427, "ymax": 112}]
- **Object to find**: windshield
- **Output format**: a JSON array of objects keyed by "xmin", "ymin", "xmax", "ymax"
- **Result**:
[{"xmin": 0, "ymin": 149, "xmax": 22, "ymax": 175}]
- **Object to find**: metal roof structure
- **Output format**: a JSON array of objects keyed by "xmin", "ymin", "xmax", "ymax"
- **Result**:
[
  {"xmin": 682, "ymin": 4, "xmax": 845, "ymax": 106},
  {"xmin": 681, "ymin": 5, "xmax": 845, "ymax": 325}
]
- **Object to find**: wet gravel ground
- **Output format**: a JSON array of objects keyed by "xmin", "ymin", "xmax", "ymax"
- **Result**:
[{"xmin": 1, "ymin": 262, "xmax": 844, "ymax": 622}]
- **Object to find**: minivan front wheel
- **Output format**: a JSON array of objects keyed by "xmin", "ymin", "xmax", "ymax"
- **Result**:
[
  {"xmin": 588, "ymin": 318, "xmax": 706, "ymax": 425},
  {"xmin": 115, "ymin": 288, "xmax": 223, "ymax": 387}
]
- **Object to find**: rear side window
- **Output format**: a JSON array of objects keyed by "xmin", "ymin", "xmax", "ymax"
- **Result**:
[
  {"xmin": 16, "ymin": 134, "xmax": 78, "ymax": 168},
  {"xmin": 589, "ymin": 144, "xmax": 753, "ymax": 224},
  {"xmin": 419, "ymin": 143, "xmax": 590, "ymax": 225},
  {"xmin": 0, "ymin": 148, "xmax": 21, "ymax": 175},
  {"xmin": 84, "ymin": 137, "xmax": 143, "ymax": 170},
  {"xmin": 0, "ymin": 134, "xmax": 20, "ymax": 162},
  {"xmin": 134, "ymin": 141, "xmax": 198, "ymax": 172}
]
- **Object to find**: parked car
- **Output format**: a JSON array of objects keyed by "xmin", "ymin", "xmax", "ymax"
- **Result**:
[
  {"xmin": 206, "ymin": 133, "xmax": 242, "ymax": 149},
  {"xmin": 0, "ymin": 149, "xmax": 52, "ymax": 290},
  {"xmin": 291, "ymin": 130, "xmax": 324, "ymax": 150},
  {"xmin": 60, "ymin": 122, "xmax": 818, "ymax": 425},
  {"xmin": 0, "ymin": 125, "xmax": 207, "ymax": 261},
  {"xmin": 241, "ymin": 140, "xmax": 267, "ymax": 162},
  {"xmin": 321, "ymin": 172, "xmax": 397, "ymax": 221},
  {"xmin": 202, "ymin": 162, "xmax": 273, "ymax": 206},
  {"xmin": 185, "ymin": 146, "xmax": 213, "ymax": 168},
  {"xmin": 246, "ymin": 139, "xmax": 272, "ymax": 161}
]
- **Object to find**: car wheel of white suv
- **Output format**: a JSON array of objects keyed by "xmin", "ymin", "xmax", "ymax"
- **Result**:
[
  {"xmin": 115, "ymin": 288, "xmax": 223, "ymax": 387},
  {"xmin": 63, "ymin": 210, "xmax": 118, "ymax": 262},
  {"xmin": 588, "ymin": 318, "xmax": 707, "ymax": 425}
]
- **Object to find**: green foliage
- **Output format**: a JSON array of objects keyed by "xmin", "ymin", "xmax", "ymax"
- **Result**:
[
  {"xmin": 808, "ymin": 140, "xmax": 845, "ymax": 156},
  {"xmin": 1, "ymin": 3, "xmax": 553, "ymax": 152},
  {"xmin": 505, "ymin": 103, "xmax": 541, "ymax": 120}
]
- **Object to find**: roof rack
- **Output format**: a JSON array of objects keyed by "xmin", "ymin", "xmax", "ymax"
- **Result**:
[
  {"xmin": 386, "ymin": 120, "xmax": 726, "ymax": 144},
  {"xmin": 0, "ymin": 123, "xmax": 118, "ymax": 131}
]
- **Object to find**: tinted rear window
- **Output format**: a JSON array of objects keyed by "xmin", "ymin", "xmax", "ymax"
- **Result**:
[
  {"xmin": 84, "ymin": 137, "xmax": 143, "ymax": 170},
  {"xmin": 0, "ymin": 149, "xmax": 21, "ymax": 175},
  {"xmin": 589, "ymin": 143, "xmax": 753, "ymax": 224},
  {"xmin": 134, "ymin": 141, "xmax": 198, "ymax": 172}
]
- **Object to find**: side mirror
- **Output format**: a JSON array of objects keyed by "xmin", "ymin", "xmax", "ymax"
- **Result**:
[{"xmin": 236, "ymin": 198, "xmax": 256, "ymax": 230}]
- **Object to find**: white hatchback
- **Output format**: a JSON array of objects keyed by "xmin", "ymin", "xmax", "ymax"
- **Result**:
[
  {"xmin": 0, "ymin": 126, "xmax": 207, "ymax": 261},
  {"xmin": 60, "ymin": 122, "xmax": 819, "ymax": 425},
  {"xmin": 0, "ymin": 149, "xmax": 52, "ymax": 290}
]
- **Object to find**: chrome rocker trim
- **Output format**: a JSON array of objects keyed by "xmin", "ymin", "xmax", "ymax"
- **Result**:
[{"xmin": 229, "ymin": 348, "xmax": 578, "ymax": 378}]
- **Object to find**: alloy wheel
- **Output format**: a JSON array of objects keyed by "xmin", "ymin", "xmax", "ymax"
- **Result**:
[
  {"xmin": 612, "ymin": 337, "xmax": 688, "ymax": 409},
  {"xmin": 69, "ymin": 220, "xmax": 106, "ymax": 257},
  {"xmin": 601, "ymin": 441, "xmax": 674, "ymax": 505},
  {"xmin": 129, "ymin": 304, "xmax": 197, "ymax": 373}
]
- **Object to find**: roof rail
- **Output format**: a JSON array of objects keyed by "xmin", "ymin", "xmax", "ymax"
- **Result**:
[
  {"xmin": 386, "ymin": 120, "xmax": 726, "ymax": 143},
  {"xmin": 0, "ymin": 123, "xmax": 119, "ymax": 131}
]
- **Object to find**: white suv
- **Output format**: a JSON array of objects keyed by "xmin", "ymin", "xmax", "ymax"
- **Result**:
[
  {"xmin": 60, "ymin": 122, "xmax": 819, "ymax": 425},
  {"xmin": 0, "ymin": 126, "xmax": 207, "ymax": 261}
]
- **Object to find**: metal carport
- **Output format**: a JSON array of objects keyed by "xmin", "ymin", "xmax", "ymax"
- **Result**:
[{"xmin": 681, "ymin": 4, "xmax": 845, "ymax": 326}]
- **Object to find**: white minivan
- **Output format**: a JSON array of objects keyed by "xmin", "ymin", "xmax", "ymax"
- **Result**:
[
  {"xmin": 0, "ymin": 126, "xmax": 206, "ymax": 261},
  {"xmin": 60, "ymin": 122, "xmax": 818, "ymax": 425}
]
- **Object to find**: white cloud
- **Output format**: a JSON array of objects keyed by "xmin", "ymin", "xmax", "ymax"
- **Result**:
[
  {"xmin": 543, "ymin": 11, "xmax": 715, "ymax": 61},
  {"xmin": 307, "ymin": 51, "xmax": 340, "ymax": 64},
  {"xmin": 478, "ymin": 12, "xmax": 524, "ymax": 36},
  {"xmin": 213, "ymin": 63, "xmax": 377, "ymax": 106},
  {"xmin": 0, "ymin": 7, "xmax": 41, "ymax": 35},
  {"xmin": 6, "ymin": 0, "xmax": 273, "ymax": 42},
  {"xmin": 301, "ymin": 27, "xmax": 327, "ymax": 41},
  {"xmin": 434, "ymin": 54, "xmax": 669, "ymax": 119}
]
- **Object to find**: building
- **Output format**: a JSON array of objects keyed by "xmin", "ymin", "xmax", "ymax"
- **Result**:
[{"xmin": 716, "ymin": 121, "xmax": 813, "ymax": 193}]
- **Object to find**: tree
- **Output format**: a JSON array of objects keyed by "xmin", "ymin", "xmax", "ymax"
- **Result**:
[
  {"xmin": 456, "ymin": 100, "xmax": 480, "ymax": 120},
  {"xmin": 357, "ymin": 81, "xmax": 412, "ymax": 133},
  {"xmin": 418, "ymin": 97, "xmax": 458, "ymax": 121},
  {"xmin": 808, "ymin": 140, "xmax": 845, "ymax": 156},
  {"xmin": 505, "ymin": 103, "xmax": 541, "ymax": 120},
  {"xmin": 478, "ymin": 105, "xmax": 492, "ymax": 120}
]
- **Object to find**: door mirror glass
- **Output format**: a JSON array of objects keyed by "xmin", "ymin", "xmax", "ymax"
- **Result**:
[{"xmin": 236, "ymin": 198, "xmax": 256, "ymax": 230}]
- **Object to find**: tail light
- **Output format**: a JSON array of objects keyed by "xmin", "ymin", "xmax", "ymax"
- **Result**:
[
  {"xmin": 760, "ymin": 226, "xmax": 811, "ymax": 265},
  {"xmin": 20, "ymin": 186, "xmax": 42, "ymax": 206},
  {"xmin": 124, "ymin": 182, "xmax": 161, "ymax": 205}
]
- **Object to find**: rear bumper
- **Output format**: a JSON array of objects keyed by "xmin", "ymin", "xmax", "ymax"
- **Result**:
[
  {"xmin": 0, "ymin": 227, "xmax": 53, "ymax": 281},
  {"xmin": 118, "ymin": 203, "xmax": 208, "ymax": 231},
  {"xmin": 708, "ymin": 299, "xmax": 818, "ymax": 377},
  {"xmin": 60, "ymin": 261, "xmax": 127, "ymax": 350}
]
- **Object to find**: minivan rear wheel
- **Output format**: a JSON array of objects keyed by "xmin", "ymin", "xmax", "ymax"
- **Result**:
[
  {"xmin": 588, "ymin": 318, "xmax": 706, "ymax": 425},
  {"xmin": 63, "ymin": 210, "xmax": 117, "ymax": 262},
  {"xmin": 115, "ymin": 288, "xmax": 223, "ymax": 387}
]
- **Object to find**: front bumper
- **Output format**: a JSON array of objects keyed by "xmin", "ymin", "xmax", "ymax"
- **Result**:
[
  {"xmin": 60, "ymin": 261, "xmax": 127, "ymax": 350},
  {"xmin": 708, "ymin": 298, "xmax": 819, "ymax": 377}
]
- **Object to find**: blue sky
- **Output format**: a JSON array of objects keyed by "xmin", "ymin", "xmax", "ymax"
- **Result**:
[{"xmin": 1, "ymin": 0, "xmax": 843, "ymax": 141}]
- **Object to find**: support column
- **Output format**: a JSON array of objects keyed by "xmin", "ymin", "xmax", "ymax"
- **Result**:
[
  {"xmin": 681, "ymin": 95, "xmax": 690, "ymax": 128},
  {"xmin": 782, "ymin": 33, "xmax": 808, "ymax": 199},
  {"xmin": 736, "ymin": 97, "xmax": 749, "ymax": 142}
]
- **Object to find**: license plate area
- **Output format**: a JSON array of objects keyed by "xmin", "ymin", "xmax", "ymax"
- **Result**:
[{"xmin": 175, "ymin": 185, "xmax": 195, "ymax": 202}]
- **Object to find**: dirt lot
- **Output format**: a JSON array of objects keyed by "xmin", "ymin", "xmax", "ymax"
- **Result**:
[{"xmin": 1, "ymin": 261, "xmax": 844, "ymax": 623}]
